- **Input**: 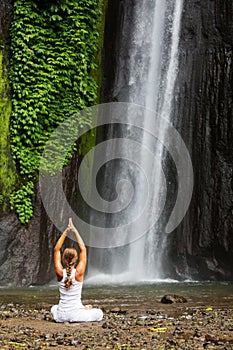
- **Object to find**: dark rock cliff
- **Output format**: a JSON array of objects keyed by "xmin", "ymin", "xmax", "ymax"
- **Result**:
[{"xmin": 167, "ymin": 0, "xmax": 233, "ymax": 280}]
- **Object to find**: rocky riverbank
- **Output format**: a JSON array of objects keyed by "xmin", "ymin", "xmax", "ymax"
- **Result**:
[{"xmin": 0, "ymin": 299, "xmax": 233, "ymax": 349}]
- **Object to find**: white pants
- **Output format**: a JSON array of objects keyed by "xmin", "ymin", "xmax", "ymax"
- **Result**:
[{"xmin": 51, "ymin": 305, "xmax": 103, "ymax": 323}]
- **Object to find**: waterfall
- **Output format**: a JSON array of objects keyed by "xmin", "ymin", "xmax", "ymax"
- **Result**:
[{"xmin": 87, "ymin": 0, "xmax": 184, "ymax": 283}]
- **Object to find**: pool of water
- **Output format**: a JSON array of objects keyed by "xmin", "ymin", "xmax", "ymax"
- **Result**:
[{"xmin": 0, "ymin": 281, "xmax": 232, "ymax": 310}]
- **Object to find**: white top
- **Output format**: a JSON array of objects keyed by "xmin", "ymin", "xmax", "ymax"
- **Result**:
[{"xmin": 58, "ymin": 268, "xmax": 83, "ymax": 310}]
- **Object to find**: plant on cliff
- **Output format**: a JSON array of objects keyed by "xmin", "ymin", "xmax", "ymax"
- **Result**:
[{"xmin": 8, "ymin": 0, "xmax": 105, "ymax": 223}]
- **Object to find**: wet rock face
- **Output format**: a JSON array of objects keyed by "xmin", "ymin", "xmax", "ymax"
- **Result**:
[
  {"xmin": 0, "ymin": 152, "xmax": 79, "ymax": 286},
  {"xmin": 0, "ymin": 189, "xmax": 55, "ymax": 286},
  {"xmin": 167, "ymin": 0, "xmax": 233, "ymax": 280}
]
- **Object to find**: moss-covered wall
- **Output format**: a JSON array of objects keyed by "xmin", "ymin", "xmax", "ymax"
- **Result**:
[
  {"xmin": 0, "ymin": 0, "xmax": 16, "ymax": 211},
  {"xmin": 0, "ymin": 50, "xmax": 16, "ymax": 210},
  {"xmin": 0, "ymin": 0, "xmax": 107, "ymax": 223}
]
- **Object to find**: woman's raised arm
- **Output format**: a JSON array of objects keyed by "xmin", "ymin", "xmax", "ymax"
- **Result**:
[
  {"xmin": 54, "ymin": 226, "xmax": 69, "ymax": 280},
  {"xmin": 69, "ymin": 218, "xmax": 87, "ymax": 281}
]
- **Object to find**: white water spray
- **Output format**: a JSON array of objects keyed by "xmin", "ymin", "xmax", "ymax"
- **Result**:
[{"xmin": 87, "ymin": 0, "xmax": 184, "ymax": 283}]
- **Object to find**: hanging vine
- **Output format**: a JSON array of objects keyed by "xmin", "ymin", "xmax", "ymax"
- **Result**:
[{"xmin": 8, "ymin": 0, "xmax": 106, "ymax": 223}]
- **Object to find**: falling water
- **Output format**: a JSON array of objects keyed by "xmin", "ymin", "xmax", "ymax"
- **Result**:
[{"xmin": 87, "ymin": 0, "xmax": 183, "ymax": 283}]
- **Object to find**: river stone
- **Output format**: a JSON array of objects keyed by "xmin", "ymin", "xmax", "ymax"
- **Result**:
[
  {"xmin": 160, "ymin": 294, "xmax": 187, "ymax": 304},
  {"xmin": 205, "ymin": 333, "xmax": 218, "ymax": 343}
]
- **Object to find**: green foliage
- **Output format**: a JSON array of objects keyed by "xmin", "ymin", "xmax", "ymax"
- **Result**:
[
  {"xmin": 7, "ymin": 0, "xmax": 106, "ymax": 222},
  {"xmin": 10, "ymin": 181, "xmax": 34, "ymax": 224},
  {"xmin": 0, "ymin": 51, "xmax": 17, "ymax": 210}
]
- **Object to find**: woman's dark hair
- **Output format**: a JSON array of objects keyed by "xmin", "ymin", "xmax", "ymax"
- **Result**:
[{"xmin": 62, "ymin": 248, "xmax": 78, "ymax": 290}]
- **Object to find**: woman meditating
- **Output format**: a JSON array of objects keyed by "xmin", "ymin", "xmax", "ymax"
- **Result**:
[{"xmin": 51, "ymin": 218, "xmax": 103, "ymax": 322}]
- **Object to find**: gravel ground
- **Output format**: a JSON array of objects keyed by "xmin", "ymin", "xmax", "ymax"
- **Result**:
[{"xmin": 0, "ymin": 300, "xmax": 233, "ymax": 349}]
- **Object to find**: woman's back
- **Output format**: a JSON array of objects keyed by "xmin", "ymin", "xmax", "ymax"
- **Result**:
[{"xmin": 58, "ymin": 269, "xmax": 83, "ymax": 310}]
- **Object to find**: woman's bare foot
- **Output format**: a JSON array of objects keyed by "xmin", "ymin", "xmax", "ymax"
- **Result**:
[{"xmin": 84, "ymin": 305, "xmax": 93, "ymax": 310}]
